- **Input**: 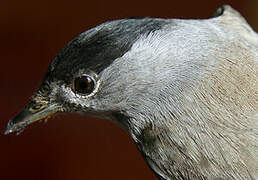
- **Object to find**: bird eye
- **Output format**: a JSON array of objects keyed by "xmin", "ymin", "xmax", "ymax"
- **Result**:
[{"xmin": 73, "ymin": 75, "xmax": 95, "ymax": 95}]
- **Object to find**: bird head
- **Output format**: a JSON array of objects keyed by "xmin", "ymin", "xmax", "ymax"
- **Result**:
[{"xmin": 5, "ymin": 18, "xmax": 170, "ymax": 135}]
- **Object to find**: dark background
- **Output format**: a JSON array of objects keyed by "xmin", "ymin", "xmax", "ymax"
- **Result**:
[{"xmin": 0, "ymin": 0, "xmax": 257, "ymax": 180}]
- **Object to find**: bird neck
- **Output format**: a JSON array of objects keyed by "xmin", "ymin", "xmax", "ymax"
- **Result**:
[
  {"xmin": 116, "ymin": 91, "xmax": 257, "ymax": 179},
  {"xmin": 131, "ymin": 120, "xmax": 207, "ymax": 179}
]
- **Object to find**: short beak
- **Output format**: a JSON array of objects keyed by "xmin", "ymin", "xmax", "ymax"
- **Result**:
[{"xmin": 4, "ymin": 100, "xmax": 60, "ymax": 135}]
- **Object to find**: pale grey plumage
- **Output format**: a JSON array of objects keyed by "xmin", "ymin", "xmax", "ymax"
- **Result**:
[
  {"xmin": 5, "ymin": 5, "xmax": 258, "ymax": 180},
  {"xmin": 99, "ymin": 7, "xmax": 258, "ymax": 179}
]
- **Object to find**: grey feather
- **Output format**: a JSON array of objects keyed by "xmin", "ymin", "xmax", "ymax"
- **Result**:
[
  {"xmin": 5, "ymin": 5, "xmax": 258, "ymax": 180},
  {"xmin": 94, "ymin": 5, "xmax": 258, "ymax": 179}
]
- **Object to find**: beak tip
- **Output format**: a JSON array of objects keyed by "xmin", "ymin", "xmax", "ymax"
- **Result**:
[
  {"xmin": 4, "ymin": 121, "xmax": 14, "ymax": 135},
  {"xmin": 4, "ymin": 129, "xmax": 12, "ymax": 135}
]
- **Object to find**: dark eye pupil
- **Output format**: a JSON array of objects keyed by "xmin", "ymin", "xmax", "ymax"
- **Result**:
[{"xmin": 74, "ymin": 76, "xmax": 95, "ymax": 94}]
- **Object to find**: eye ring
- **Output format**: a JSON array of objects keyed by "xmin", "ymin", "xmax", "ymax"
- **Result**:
[{"xmin": 73, "ymin": 75, "xmax": 96, "ymax": 96}]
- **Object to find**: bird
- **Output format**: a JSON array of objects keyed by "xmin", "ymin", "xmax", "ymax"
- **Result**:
[{"xmin": 4, "ymin": 5, "xmax": 258, "ymax": 180}]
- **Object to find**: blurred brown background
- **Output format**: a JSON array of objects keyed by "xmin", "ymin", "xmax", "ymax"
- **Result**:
[{"xmin": 0, "ymin": 0, "xmax": 257, "ymax": 180}]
